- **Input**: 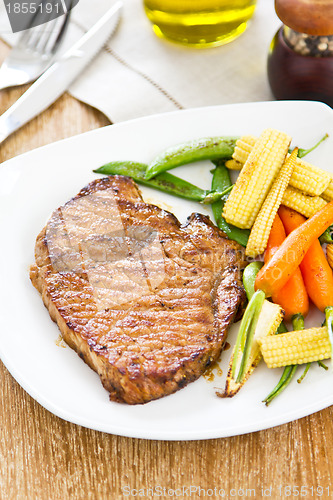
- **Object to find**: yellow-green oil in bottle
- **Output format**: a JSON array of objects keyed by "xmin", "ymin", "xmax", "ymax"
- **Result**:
[{"xmin": 143, "ymin": 0, "xmax": 257, "ymax": 47}]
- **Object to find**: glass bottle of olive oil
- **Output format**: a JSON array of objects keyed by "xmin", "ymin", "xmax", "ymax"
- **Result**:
[{"xmin": 143, "ymin": 0, "xmax": 257, "ymax": 47}]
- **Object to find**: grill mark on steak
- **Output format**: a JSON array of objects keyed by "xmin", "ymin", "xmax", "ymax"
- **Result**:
[{"xmin": 30, "ymin": 175, "xmax": 246, "ymax": 404}]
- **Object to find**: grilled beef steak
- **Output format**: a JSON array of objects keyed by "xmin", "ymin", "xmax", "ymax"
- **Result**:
[{"xmin": 30, "ymin": 176, "xmax": 246, "ymax": 404}]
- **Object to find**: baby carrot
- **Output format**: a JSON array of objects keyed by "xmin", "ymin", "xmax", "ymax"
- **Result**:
[
  {"xmin": 255, "ymin": 200, "xmax": 333, "ymax": 297},
  {"xmin": 262, "ymin": 215, "xmax": 309, "ymax": 404},
  {"xmin": 279, "ymin": 205, "xmax": 333, "ymax": 369},
  {"xmin": 278, "ymin": 206, "xmax": 333, "ymax": 312},
  {"xmin": 265, "ymin": 214, "xmax": 309, "ymax": 321}
]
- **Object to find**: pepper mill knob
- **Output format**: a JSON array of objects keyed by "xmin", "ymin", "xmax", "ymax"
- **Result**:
[
  {"xmin": 275, "ymin": 0, "xmax": 333, "ymax": 36},
  {"xmin": 267, "ymin": 0, "xmax": 333, "ymax": 107}
]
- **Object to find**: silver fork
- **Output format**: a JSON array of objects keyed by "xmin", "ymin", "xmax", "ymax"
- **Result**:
[{"xmin": 0, "ymin": 0, "xmax": 72, "ymax": 90}]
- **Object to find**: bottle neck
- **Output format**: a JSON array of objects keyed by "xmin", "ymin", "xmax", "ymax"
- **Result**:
[{"xmin": 282, "ymin": 26, "xmax": 333, "ymax": 57}]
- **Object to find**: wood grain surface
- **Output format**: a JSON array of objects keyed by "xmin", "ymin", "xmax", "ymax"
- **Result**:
[{"xmin": 0, "ymin": 40, "xmax": 333, "ymax": 500}]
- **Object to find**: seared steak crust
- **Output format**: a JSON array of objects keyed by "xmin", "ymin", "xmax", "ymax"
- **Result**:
[{"xmin": 30, "ymin": 176, "xmax": 246, "ymax": 404}]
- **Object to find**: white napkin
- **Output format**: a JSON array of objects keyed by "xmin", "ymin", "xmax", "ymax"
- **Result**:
[{"xmin": 0, "ymin": 0, "xmax": 281, "ymax": 123}]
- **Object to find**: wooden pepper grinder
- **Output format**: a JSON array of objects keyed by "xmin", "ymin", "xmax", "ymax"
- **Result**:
[{"xmin": 267, "ymin": 0, "xmax": 333, "ymax": 107}]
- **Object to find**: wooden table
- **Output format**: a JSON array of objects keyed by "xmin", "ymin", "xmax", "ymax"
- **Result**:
[{"xmin": 1, "ymin": 41, "xmax": 333, "ymax": 500}]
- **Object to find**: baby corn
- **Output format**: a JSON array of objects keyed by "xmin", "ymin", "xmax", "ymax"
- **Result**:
[
  {"xmin": 246, "ymin": 148, "xmax": 298, "ymax": 258},
  {"xmin": 259, "ymin": 327, "xmax": 331, "ymax": 368},
  {"xmin": 232, "ymin": 136, "xmax": 330, "ymax": 196},
  {"xmin": 322, "ymin": 179, "xmax": 333, "ymax": 202},
  {"xmin": 290, "ymin": 157, "xmax": 331, "ymax": 196},
  {"xmin": 327, "ymin": 244, "xmax": 333, "ymax": 269},
  {"xmin": 223, "ymin": 129, "xmax": 291, "ymax": 229},
  {"xmin": 281, "ymin": 187, "xmax": 327, "ymax": 218},
  {"xmin": 225, "ymin": 159, "xmax": 242, "ymax": 170},
  {"xmin": 232, "ymin": 135, "xmax": 257, "ymax": 164}
]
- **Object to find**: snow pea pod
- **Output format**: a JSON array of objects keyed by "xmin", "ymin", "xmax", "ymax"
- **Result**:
[
  {"xmin": 145, "ymin": 136, "xmax": 238, "ymax": 180},
  {"xmin": 211, "ymin": 161, "xmax": 250, "ymax": 247},
  {"xmin": 94, "ymin": 161, "xmax": 229, "ymax": 204}
]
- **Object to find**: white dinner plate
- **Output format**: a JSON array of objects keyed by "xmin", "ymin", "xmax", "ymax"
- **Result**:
[{"xmin": 0, "ymin": 101, "xmax": 332, "ymax": 440}]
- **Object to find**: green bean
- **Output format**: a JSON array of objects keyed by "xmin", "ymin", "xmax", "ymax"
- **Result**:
[
  {"xmin": 292, "ymin": 313, "xmax": 305, "ymax": 331},
  {"xmin": 263, "ymin": 314, "xmax": 305, "ymax": 406},
  {"xmin": 276, "ymin": 322, "xmax": 289, "ymax": 335},
  {"xmin": 93, "ymin": 161, "xmax": 229, "ymax": 204},
  {"xmin": 211, "ymin": 161, "xmax": 250, "ymax": 247},
  {"xmin": 318, "ymin": 360, "xmax": 328, "ymax": 370},
  {"xmin": 297, "ymin": 363, "xmax": 311, "ymax": 383},
  {"xmin": 145, "ymin": 136, "xmax": 238, "ymax": 180},
  {"xmin": 263, "ymin": 365, "xmax": 298, "ymax": 405}
]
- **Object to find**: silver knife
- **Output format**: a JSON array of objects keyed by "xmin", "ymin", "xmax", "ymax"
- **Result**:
[{"xmin": 0, "ymin": 1, "xmax": 122, "ymax": 144}]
